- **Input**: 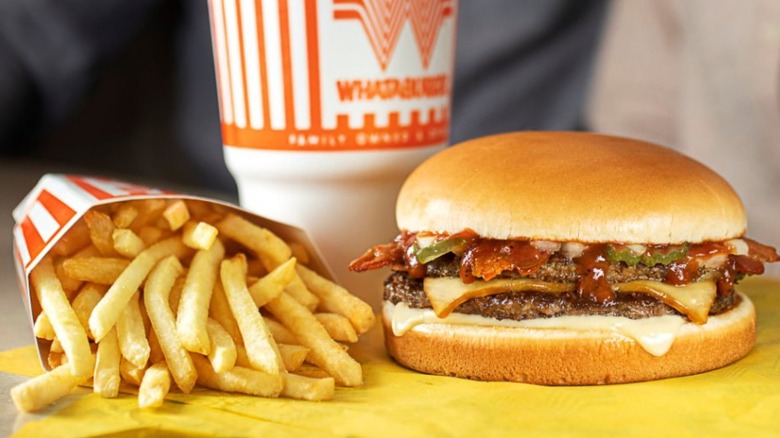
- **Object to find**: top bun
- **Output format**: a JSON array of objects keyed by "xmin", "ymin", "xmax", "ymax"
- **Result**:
[{"xmin": 396, "ymin": 132, "xmax": 746, "ymax": 243}]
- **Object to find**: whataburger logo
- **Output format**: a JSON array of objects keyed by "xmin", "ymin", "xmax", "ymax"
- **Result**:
[{"xmin": 333, "ymin": 0, "xmax": 454, "ymax": 70}]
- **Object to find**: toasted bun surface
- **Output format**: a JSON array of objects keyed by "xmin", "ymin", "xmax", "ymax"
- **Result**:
[
  {"xmin": 383, "ymin": 293, "xmax": 756, "ymax": 385},
  {"xmin": 396, "ymin": 132, "xmax": 746, "ymax": 243}
]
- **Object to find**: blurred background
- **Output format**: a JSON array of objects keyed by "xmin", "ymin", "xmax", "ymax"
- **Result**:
[
  {"xmin": 1, "ymin": 0, "xmax": 779, "ymax": 268},
  {"xmin": 0, "ymin": 0, "xmax": 608, "ymax": 194}
]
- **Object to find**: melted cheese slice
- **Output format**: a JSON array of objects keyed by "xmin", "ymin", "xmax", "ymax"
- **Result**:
[
  {"xmin": 386, "ymin": 301, "xmax": 688, "ymax": 357},
  {"xmin": 424, "ymin": 278, "xmax": 717, "ymax": 323}
]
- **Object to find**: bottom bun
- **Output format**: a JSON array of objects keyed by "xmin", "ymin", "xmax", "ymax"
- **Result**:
[{"xmin": 383, "ymin": 292, "xmax": 756, "ymax": 385}]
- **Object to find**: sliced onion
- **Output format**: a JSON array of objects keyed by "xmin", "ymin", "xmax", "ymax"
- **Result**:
[
  {"xmin": 562, "ymin": 242, "xmax": 586, "ymax": 258},
  {"xmin": 726, "ymin": 239, "xmax": 749, "ymax": 256},
  {"xmin": 626, "ymin": 244, "xmax": 647, "ymax": 255},
  {"xmin": 531, "ymin": 240, "xmax": 562, "ymax": 253},
  {"xmin": 700, "ymin": 253, "xmax": 728, "ymax": 269},
  {"xmin": 415, "ymin": 235, "xmax": 436, "ymax": 249}
]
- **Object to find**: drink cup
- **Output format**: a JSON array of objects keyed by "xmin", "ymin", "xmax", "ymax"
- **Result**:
[{"xmin": 207, "ymin": 0, "xmax": 457, "ymax": 306}]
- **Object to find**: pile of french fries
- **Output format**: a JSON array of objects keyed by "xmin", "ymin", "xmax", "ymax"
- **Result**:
[{"xmin": 11, "ymin": 198, "xmax": 375, "ymax": 412}]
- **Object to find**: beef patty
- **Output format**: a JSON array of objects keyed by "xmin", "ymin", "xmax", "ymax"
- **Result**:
[{"xmin": 383, "ymin": 270, "xmax": 740, "ymax": 321}]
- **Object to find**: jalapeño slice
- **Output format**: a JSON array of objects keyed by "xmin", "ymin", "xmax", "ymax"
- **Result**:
[
  {"xmin": 415, "ymin": 237, "xmax": 469, "ymax": 264},
  {"xmin": 606, "ymin": 243, "xmax": 689, "ymax": 267}
]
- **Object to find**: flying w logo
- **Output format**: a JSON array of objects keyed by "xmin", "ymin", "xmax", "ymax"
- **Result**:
[{"xmin": 333, "ymin": 0, "xmax": 454, "ymax": 70}]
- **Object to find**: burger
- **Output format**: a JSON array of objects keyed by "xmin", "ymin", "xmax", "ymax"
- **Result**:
[{"xmin": 349, "ymin": 132, "xmax": 779, "ymax": 385}]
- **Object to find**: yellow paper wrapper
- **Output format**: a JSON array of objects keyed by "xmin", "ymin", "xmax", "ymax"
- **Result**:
[{"xmin": 3, "ymin": 278, "xmax": 779, "ymax": 437}]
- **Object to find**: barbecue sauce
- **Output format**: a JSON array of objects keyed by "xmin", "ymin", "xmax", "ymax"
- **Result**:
[
  {"xmin": 459, "ymin": 240, "xmax": 550, "ymax": 284},
  {"xmin": 574, "ymin": 244, "xmax": 615, "ymax": 303},
  {"xmin": 665, "ymin": 242, "xmax": 730, "ymax": 295},
  {"xmin": 403, "ymin": 233, "xmax": 426, "ymax": 279}
]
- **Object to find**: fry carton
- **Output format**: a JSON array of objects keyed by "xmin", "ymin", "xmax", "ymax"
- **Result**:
[{"xmin": 12, "ymin": 174, "xmax": 334, "ymax": 370}]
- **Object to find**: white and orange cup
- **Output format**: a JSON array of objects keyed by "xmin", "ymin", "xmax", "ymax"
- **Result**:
[
  {"xmin": 12, "ymin": 174, "xmax": 330, "ymax": 368},
  {"xmin": 207, "ymin": 0, "xmax": 458, "ymax": 305}
]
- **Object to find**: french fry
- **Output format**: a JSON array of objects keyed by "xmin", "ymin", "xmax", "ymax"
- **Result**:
[
  {"xmin": 116, "ymin": 292, "xmax": 150, "ymax": 368},
  {"xmin": 265, "ymin": 292, "xmax": 363, "ymax": 387},
  {"xmin": 238, "ymin": 342, "xmax": 308, "ymax": 373},
  {"xmin": 297, "ymin": 265, "xmax": 375, "ymax": 334},
  {"xmin": 200, "ymin": 212, "xmax": 226, "ymax": 227},
  {"xmin": 169, "ymin": 276, "xmax": 185, "ymax": 315},
  {"xmin": 185, "ymin": 200, "xmax": 214, "ymax": 220},
  {"xmin": 47, "ymin": 351, "xmax": 64, "ymax": 369},
  {"xmin": 234, "ymin": 344, "xmax": 252, "ymax": 368},
  {"xmin": 119, "ymin": 357, "xmax": 146, "ymax": 386},
  {"xmin": 52, "ymin": 221, "xmax": 91, "ymax": 257},
  {"xmin": 282, "ymin": 373, "xmax": 335, "ymax": 401},
  {"xmin": 71, "ymin": 283, "xmax": 106, "ymax": 339},
  {"xmin": 50, "ymin": 338, "xmax": 63, "ymax": 353},
  {"xmin": 192, "ymin": 354, "xmax": 282, "ymax": 398},
  {"xmin": 137, "ymin": 225, "xmax": 166, "ymax": 246},
  {"xmin": 264, "ymin": 318, "xmax": 299, "ymax": 345},
  {"xmin": 144, "ymin": 255, "xmax": 197, "ymax": 393},
  {"xmin": 148, "ymin": 327, "xmax": 165, "ymax": 364},
  {"xmin": 294, "ymin": 364, "xmax": 331, "ymax": 380},
  {"xmin": 112, "ymin": 228, "xmax": 145, "ymax": 258},
  {"xmin": 209, "ymin": 282, "xmax": 242, "ymax": 344},
  {"xmin": 130, "ymin": 199, "xmax": 166, "ymax": 229},
  {"xmin": 285, "ymin": 275, "xmax": 320, "ymax": 311},
  {"xmin": 84, "ymin": 210, "xmax": 119, "ymax": 256},
  {"xmin": 248, "ymin": 257, "xmax": 296, "ymax": 307},
  {"xmin": 314, "ymin": 313, "xmax": 359, "ymax": 343},
  {"xmin": 72, "ymin": 244, "xmax": 101, "ymax": 259},
  {"xmin": 31, "ymin": 258, "xmax": 93, "ymax": 377},
  {"xmin": 216, "ymin": 214, "xmax": 291, "ymax": 270},
  {"xmin": 94, "ymin": 327, "xmax": 121, "ymax": 398},
  {"xmin": 139, "ymin": 295, "xmax": 151, "ymax": 332},
  {"xmin": 60, "ymin": 257, "xmax": 130, "ymax": 285},
  {"xmin": 11, "ymin": 363, "xmax": 90, "ymax": 412},
  {"xmin": 246, "ymin": 258, "xmax": 268, "ymax": 277},
  {"xmin": 220, "ymin": 255, "xmax": 283, "ymax": 375},
  {"xmin": 112, "ymin": 203, "xmax": 138, "ymax": 228},
  {"xmin": 177, "ymin": 239, "xmax": 225, "ymax": 354},
  {"xmin": 182, "ymin": 221, "xmax": 218, "ymax": 251},
  {"xmin": 277, "ymin": 344, "xmax": 310, "ymax": 372},
  {"xmin": 235, "ymin": 342, "xmax": 308, "ymax": 374},
  {"xmin": 288, "ymin": 242, "xmax": 310, "ymax": 265},
  {"xmin": 90, "ymin": 236, "xmax": 189, "ymax": 342},
  {"xmin": 163, "ymin": 200, "xmax": 190, "ymax": 231},
  {"xmin": 206, "ymin": 318, "xmax": 237, "ymax": 372},
  {"xmin": 54, "ymin": 257, "xmax": 82, "ymax": 296},
  {"xmin": 33, "ymin": 313, "xmax": 56, "ymax": 340},
  {"xmin": 138, "ymin": 362, "xmax": 171, "ymax": 408}
]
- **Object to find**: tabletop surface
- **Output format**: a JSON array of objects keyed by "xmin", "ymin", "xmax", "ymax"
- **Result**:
[{"xmin": 2, "ymin": 161, "xmax": 779, "ymax": 437}]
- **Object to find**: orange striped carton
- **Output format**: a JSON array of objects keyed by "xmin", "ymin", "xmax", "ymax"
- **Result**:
[
  {"xmin": 12, "ymin": 174, "xmax": 330, "ymax": 367},
  {"xmin": 209, "ymin": 0, "xmax": 456, "ymax": 151}
]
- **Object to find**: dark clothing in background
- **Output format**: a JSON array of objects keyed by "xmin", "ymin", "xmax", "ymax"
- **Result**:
[
  {"xmin": 452, "ymin": 0, "xmax": 608, "ymax": 139},
  {"xmin": 0, "ymin": 0, "xmax": 231, "ymax": 192},
  {"xmin": 0, "ymin": 0, "xmax": 608, "ymax": 194}
]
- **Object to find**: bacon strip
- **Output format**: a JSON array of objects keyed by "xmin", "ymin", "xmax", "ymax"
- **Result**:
[
  {"xmin": 460, "ymin": 240, "xmax": 550, "ymax": 283},
  {"xmin": 348, "ymin": 242, "xmax": 403, "ymax": 272},
  {"xmin": 745, "ymin": 238, "xmax": 780, "ymax": 263}
]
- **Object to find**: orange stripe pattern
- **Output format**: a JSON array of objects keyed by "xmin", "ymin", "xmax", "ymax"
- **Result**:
[
  {"xmin": 14, "ymin": 175, "xmax": 172, "ymax": 269},
  {"xmin": 208, "ymin": 0, "xmax": 456, "ymax": 152}
]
